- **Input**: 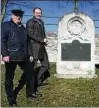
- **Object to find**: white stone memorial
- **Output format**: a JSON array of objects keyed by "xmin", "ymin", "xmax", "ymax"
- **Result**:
[{"xmin": 56, "ymin": 13, "xmax": 96, "ymax": 78}]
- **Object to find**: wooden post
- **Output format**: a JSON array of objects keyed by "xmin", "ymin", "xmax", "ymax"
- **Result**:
[{"xmin": 74, "ymin": 0, "xmax": 78, "ymax": 13}]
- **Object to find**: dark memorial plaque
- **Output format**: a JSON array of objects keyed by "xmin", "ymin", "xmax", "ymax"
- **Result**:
[{"xmin": 61, "ymin": 40, "xmax": 91, "ymax": 61}]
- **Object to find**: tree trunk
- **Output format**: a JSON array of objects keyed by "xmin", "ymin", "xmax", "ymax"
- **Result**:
[{"xmin": 1, "ymin": 0, "xmax": 9, "ymax": 22}]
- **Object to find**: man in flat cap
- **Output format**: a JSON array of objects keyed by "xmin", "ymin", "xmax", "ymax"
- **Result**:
[{"xmin": 1, "ymin": 9, "xmax": 39, "ymax": 106}]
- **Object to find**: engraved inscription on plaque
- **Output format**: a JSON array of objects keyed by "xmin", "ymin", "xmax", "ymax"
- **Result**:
[{"xmin": 61, "ymin": 40, "xmax": 91, "ymax": 61}]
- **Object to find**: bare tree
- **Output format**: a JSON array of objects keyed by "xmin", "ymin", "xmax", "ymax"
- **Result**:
[{"xmin": 1, "ymin": 0, "xmax": 9, "ymax": 21}]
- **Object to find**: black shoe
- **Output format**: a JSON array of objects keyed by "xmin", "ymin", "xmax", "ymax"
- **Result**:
[
  {"xmin": 9, "ymin": 99, "xmax": 17, "ymax": 106},
  {"xmin": 27, "ymin": 93, "xmax": 40, "ymax": 98}
]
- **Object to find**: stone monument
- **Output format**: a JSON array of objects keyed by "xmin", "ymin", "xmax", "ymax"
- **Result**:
[{"xmin": 56, "ymin": 12, "xmax": 96, "ymax": 78}]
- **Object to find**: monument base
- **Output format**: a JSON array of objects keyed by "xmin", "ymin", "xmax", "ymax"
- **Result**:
[
  {"xmin": 55, "ymin": 73, "xmax": 97, "ymax": 79},
  {"xmin": 56, "ymin": 61, "xmax": 96, "ymax": 78}
]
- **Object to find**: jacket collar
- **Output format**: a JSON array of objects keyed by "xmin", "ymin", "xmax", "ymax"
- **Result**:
[
  {"xmin": 33, "ymin": 16, "xmax": 43, "ymax": 27},
  {"xmin": 32, "ymin": 16, "xmax": 37, "ymax": 21}
]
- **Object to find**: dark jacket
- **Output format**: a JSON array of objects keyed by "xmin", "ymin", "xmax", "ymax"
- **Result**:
[
  {"xmin": 26, "ymin": 16, "xmax": 48, "ymax": 59},
  {"xmin": 1, "ymin": 20, "xmax": 32, "ymax": 61}
]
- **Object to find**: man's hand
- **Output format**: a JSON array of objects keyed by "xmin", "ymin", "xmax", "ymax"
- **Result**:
[
  {"xmin": 44, "ymin": 38, "xmax": 48, "ymax": 45},
  {"xmin": 29, "ymin": 56, "xmax": 33, "ymax": 62},
  {"xmin": 2, "ymin": 56, "xmax": 10, "ymax": 62}
]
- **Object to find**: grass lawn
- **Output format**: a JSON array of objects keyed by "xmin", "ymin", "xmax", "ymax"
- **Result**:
[{"xmin": 1, "ymin": 63, "xmax": 99, "ymax": 107}]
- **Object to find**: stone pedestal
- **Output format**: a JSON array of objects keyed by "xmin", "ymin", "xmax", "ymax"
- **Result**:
[{"xmin": 56, "ymin": 13, "xmax": 96, "ymax": 78}]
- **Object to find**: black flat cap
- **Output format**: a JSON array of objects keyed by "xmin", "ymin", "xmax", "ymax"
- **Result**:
[{"xmin": 11, "ymin": 9, "xmax": 24, "ymax": 17}]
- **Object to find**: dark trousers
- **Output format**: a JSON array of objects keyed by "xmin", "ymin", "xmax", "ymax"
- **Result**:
[
  {"xmin": 5, "ymin": 61, "xmax": 37, "ymax": 102},
  {"xmin": 12, "ymin": 52, "xmax": 50, "ymax": 96},
  {"xmin": 33, "ymin": 52, "xmax": 50, "ymax": 85}
]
